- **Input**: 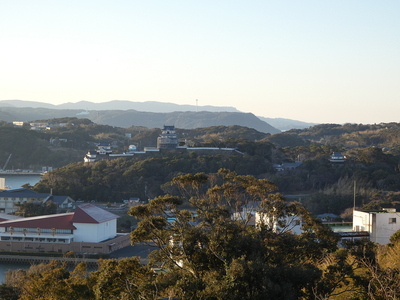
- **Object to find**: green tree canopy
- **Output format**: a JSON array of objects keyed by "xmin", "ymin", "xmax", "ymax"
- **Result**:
[{"xmin": 129, "ymin": 170, "xmax": 354, "ymax": 299}]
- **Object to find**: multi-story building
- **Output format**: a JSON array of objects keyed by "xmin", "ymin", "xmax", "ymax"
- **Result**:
[
  {"xmin": 0, "ymin": 188, "xmax": 75, "ymax": 214},
  {"xmin": 0, "ymin": 203, "xmax": 130, "ymax": 254},
  {"xmin": 157, "ymin": 125, "xmax": 178, "ymax": 150},
  {"xmin": 353, "ymin": 209, "xmax": 400, "ymax": 244}
]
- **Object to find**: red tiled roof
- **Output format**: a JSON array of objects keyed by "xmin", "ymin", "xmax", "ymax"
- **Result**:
[
  {"xmin": 71, "ymin": 203, "xmax": 119, "ymax": 224},
  {"xmin": 0, "ymin": 213, "xmax": 75, "ymax": 230}
]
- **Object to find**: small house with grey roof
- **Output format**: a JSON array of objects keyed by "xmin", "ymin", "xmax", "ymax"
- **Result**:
[{"xmin": 0, "ymin": 188, "xmax": 75, "ymax": 214}]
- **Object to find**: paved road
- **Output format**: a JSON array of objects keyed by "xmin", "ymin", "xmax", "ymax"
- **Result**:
[{"xmin": 110, "ymin": 243, "xmax": 158, "ymax": 262}]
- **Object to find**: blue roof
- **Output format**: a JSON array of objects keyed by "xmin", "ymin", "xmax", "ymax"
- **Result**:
[
  {"xmin": 0, "ymin": 188, "xmax": 50, "ymax": 199},
  {"xmin": 0, "ymin": 189, "xmax": 74, "ymax": 204}
]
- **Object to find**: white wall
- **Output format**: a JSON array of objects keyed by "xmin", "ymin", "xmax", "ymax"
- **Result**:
[
  {"xmin": 255, "ymin": 212, "xmax": 302, "ymax": 234},
  {"xmin": 353, "ymin": 210, "xmax": 400, "ymax": 244},
  {"xmin": 73, "ymin": 219, "xmax": 117, "ymax": 243}
]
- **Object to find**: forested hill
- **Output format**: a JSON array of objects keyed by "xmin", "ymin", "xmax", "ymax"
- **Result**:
[
  {"xmin": 0, "ymin": 106, "xmax": 280, "ymax": 134},
  {"xmin": 266, "ymin": 122, "xmax": 400, "ymax": 150},
  {"xmin": 3, "ymin": 119, "xmax": 400, "ymax": 170},
  {"xmin": 0, "ymin": 120, "xmax": 271, "ymax": 169},
  {"xmin": 4, "ymin": 118, "xmax": 400, "ymax": 216}
]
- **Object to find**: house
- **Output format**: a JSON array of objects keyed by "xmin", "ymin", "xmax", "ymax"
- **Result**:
[
  {"xmin": 96, "ymin": 142, "xmax": 113, "ymax": 154},
  {"xmin": 12, "ymin": 121, "xmax": 24, "ymax": 127},
  {"xmin": 0, "ymin": 203, "xmax": 130, "ymax": 254},
  {"xmin": 273, "ymin": 162, "xmax": 302, "ymax": 172},
  {"xmin": 84, "ymin": 150, "xmax": 98, "ymax": 163},
  {"xmin": 317, "ymin": 213, "xmax": 340, "ymax": 222},
  {"xmin": 0, "ymin": 188, "xmax": 75, "ymax": 214},
  {"xmin": 29, "ymin": 122, "xmax": 49, "ymax": 130},
  {"xmin": 46, "ymin": 195, "xmax": 75, "ymax": 210},
  {"xmin": 353, "ymin": 209, "xmax": 400, "ymax": 244}
]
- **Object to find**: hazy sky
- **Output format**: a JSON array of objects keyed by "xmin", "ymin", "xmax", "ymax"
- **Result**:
[{"xmin": 1, "ymin": 1, "xmax": 399, "ymax": 124}]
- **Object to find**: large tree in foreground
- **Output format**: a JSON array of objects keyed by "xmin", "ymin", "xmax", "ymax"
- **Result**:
[{"xmin": 130, "ymin": 169, "xmax": 355, "ymax": 299}]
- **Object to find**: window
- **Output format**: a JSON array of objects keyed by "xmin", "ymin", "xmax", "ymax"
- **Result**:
[{"xmin": 389, "ymin": 218, "xmax": 396, "ymax": 224}]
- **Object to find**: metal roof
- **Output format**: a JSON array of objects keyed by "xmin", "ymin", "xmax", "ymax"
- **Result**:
[
  {"xmin": 71, "ymin": 203, "xmax": 119, "ymax": 224},
  {"xmin": 0, "ymin": 213, "xmax": 76, "ymax": 230}
]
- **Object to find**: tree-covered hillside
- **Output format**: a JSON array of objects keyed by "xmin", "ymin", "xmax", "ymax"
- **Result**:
[
  {"xmin": 0, "ymin": 119, "xmax": 272, "ymax": 169},
  {"xmin": 34, "ymin": 150, "xmax": 274, "ymax": 202},
  {"xmin": 267, "ymin": 122, "xmax": 400, "ymax": 151},
  {"xmin": 5, "ymin": 119, "xmax": 400, "ymax": 216}
]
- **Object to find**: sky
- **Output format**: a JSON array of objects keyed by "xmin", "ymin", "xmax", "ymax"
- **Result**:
[{"xmin": 1, "ymin": 1, "xmax": 399, "ymax": 124}]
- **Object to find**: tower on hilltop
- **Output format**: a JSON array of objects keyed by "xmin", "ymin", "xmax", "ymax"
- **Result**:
[{"xmin": 157, "ymin": 125, "xmax": 178, "ymax": 150}]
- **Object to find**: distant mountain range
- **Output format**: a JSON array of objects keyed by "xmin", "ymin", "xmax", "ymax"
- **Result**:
[
  {"xmin": 0, "ymin": 100, "xmax": 239, "ymax": 113},
  {"xmin": 0, "ymin": 100, "xmax": 316, "ymax": 132},
  {"xmin": 258, "ymin": 117, "xmax": 316, "ymax": 132}
]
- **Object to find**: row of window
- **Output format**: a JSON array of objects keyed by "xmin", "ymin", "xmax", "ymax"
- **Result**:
[
  {"xmin": 6, "ymin": 227, "xmax": 73, "ymax": 234},
  {"xmin": 0, "ymin": 198, "xmax": 38, "ymax": 201},
  {"xmin": 1, "ymin": 236, "xmax": 69, "ymax": 243}
]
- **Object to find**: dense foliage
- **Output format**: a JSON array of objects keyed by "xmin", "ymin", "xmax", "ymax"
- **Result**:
[
  {"xmin": 24, "ymin": 119, "xmax": 400, "ymax": 216},
  {"xmin": 2, "ymin": 171, "xmax": 400, "ymax": 299},
  {"xmin": 34, "ymin": 152, "xmax": 274, "ymax": 202}
]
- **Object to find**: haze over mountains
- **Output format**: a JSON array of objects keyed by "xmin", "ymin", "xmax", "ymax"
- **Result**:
[{"xmin": 0, "ymin": 100, "xmax": 316, "ymax": 133}]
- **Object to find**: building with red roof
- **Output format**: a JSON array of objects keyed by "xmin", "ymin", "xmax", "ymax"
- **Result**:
[{"xmin": 0, "ymin": 204, "xmax": 130, "ymax": 254}]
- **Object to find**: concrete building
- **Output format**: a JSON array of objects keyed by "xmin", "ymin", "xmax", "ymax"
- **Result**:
[
  {"xmin": 353, "ymin": 209, "xmax": 400, "ymax": 244},
  {"xmin": 0, "ymin": 203, "xmax": 130, "ymax": 254},
  {"xmin": 157, "ymin": 125, "xmax": 178, "ymax": 150},
  {"xmin": 255, "ymin": 211, "xmax": 302, "ymax": 235}
]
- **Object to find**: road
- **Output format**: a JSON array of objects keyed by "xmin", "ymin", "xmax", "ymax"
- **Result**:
[{"xmin": 110, "ymin": 243, "xmax": 158, "ymax": 263}]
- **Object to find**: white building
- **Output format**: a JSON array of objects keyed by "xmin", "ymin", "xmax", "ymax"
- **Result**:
[
  {"xmin": 71, "ymin": 203, "xmax": 118, "ymax": 243},
  {"xmin": 0, "ymin": 203, "xmax": 129, "ymax": 254},
  {"xmin": 329, "ymin": 152, "xmax": 346, "ymax": 163},
  {"xmin": 157, "ymin": 125, "xmax": 178, "ymax": 150},
  {"xmin": 0, "ymin": 188, "xmax": 75, "ymax": 214},
  {"xmin": 353, "ymin": 209, "xmax": 400, "ymax": 244},
  {"xmin": 255, "ymin": 211, "xmax": 302, "ymax": 235}
]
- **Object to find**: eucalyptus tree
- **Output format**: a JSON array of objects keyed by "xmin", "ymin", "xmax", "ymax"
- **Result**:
[{"xmin": 129, "ymin": 169, "xmax": 355, "ymax": 299}]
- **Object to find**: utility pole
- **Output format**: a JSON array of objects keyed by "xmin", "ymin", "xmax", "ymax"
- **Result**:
[{"xmin": 353, "ymin": 181, "xmax": 356, "ymax": 210}]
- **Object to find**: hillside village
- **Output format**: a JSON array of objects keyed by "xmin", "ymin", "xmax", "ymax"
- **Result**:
[
  {"xmin": 0, "ymin": 123, "xmax": 399, "ymax": 252},
  {"xmin": 0, "ymin": 119, "xmax": 400, "ymax": 298},
  {"xmin": 84, "ymin": 125, "xmax": 242, "ymax": 163}
]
